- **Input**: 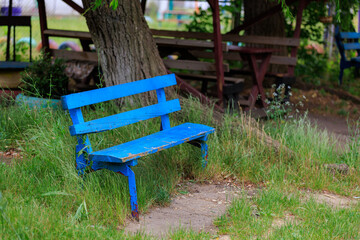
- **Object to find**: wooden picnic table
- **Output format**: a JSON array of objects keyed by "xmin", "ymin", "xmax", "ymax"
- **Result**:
[{"xmin": 228, "ymin": 46, "xmax": 278, "ymax": 110}]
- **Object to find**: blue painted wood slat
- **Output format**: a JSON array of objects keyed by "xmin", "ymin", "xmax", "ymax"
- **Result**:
[
  {"xmin": 340, "ymin": 32, "xmax": 360, "ymax": 39},
  {"xmin": 156, "ymin": 88, "xmax": 171, "ymax": 130},
  {"xmin": 89, "ymin": 123, "xmax": 215, "ymax": 163},
  {"xmin": 61, "ymin": 74, "xmax": 177, "ymax": 110},
  {"xmin": 343, "ymin": 42, "xmax": 360, "ymax": 50},
  {"xmin": 69, "ymin": 99, "xmax": 181, "ymax": 136}
]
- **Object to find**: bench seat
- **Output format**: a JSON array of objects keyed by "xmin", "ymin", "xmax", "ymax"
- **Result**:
[{"xmin": 90, "ymin": 123, "xmax": 214, "ymax": 163}]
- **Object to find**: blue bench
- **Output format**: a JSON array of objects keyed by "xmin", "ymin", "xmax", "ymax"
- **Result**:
[
  {"xmin": 61, "ymin": 74, "xmax": 215, "ymax": 221},
  {"xmin": 335, "ymin": 28, "xmax": 360, "ymax": 84}
]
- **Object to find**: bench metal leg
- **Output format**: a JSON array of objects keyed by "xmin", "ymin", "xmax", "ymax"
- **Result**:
[
  {"xmin": 89, "ymin": 160, "xmax": 139, "ymax": 221},
  {"xmin": 201, "ymin": 141, "xmax": 208, "ymax": 168},
  {"xmin": 117, "ymin": 165, "xmax": 139, "ymax": 221},
  {"xmin": 339, "ymin": 68, "xmax": 344, "ymax": 85},
  {"xmin": 75, "ymin": 135, "xmax": 92, "ymax": 176},
  {"xmin": 127, "ymin": 167, "xmax": 139, "ymax": 221}
]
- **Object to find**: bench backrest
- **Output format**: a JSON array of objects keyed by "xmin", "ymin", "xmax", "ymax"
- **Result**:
[
  {"xmin": 61, "ymin": 74, "xmax": 180, "ymax": 136},
  {"xmin": 335, "ymin": 30, "xmax": 360, "ymax": 60}
]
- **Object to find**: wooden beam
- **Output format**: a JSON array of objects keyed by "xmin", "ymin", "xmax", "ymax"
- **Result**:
[
  {"xmin": 173, "ymin": 73, "xmax": 223, "ymax": 112},
  {"xmin": 175, "ymin": 72, "xmax": 244, "ymax": 83},
  {"xmin": 152, "ymin": 29, "xmax": 213, "ymax": 40},
  {"xmin": 189, "ymin": 50, "xmax": 297, "ymax": 66},
  {"xmin": 43, "ymin": 29, "xmax": 92, "ymax": 40},
  {"xmin": 163, "ymin": 59, "xmax": 229, "ymax": 72},
  {"xmin": 288, "ymin": 0, "xmax": 310, "ymax": 75},
  {"xmin": 227, "ymin": 0, "xmax": 298, "ymax": 34},
  {"xmin": 5, "ymin": 0, "xmax": 13, "ymax": 61},
  {"xmin": 0, "ymin": 16, "xmax": 31, "ymax": 26},
  {"xmin": 37, "ymin": 0, "xmax": 49, "ymax": 53},
  {"xmin": 154, "ymin": 37, "xmax": 228, "ymax": 51},
  {"xmin": 208, "ymin": 0, "xmax": 225, "ymax": 105},
  {"xmin": 61, "ymin": 0, "xmax": 84, "ymax": 14},
  {"xmin": 152, "ymin": 29, "xmax": 300, "ymax": 47},
  {"xmin": 222, "ymin": 35, "xmax": 300, "ymax": 47}
]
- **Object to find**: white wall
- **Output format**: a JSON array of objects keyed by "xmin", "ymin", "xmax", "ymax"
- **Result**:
[{"xmin": 1, "ymin": 0, "xmax": 84, "ymax": 16}]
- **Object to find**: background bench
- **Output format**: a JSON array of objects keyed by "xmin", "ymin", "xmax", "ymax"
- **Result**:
[
  {"xmin": 61, "ymin": 74, "xmax": 215, "ymax": 221},
  {"xmin": 335, "ymin": 27, "xmax": 360, "ymax": 84},
  {"xmin": 152, "ymin": 29, "xmax": 299, "ymax": 103}
]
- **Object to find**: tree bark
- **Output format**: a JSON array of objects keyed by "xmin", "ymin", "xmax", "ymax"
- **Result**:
[{"xmin": 81, "ymin": 0, "xmax": 168, "ymax": 103}]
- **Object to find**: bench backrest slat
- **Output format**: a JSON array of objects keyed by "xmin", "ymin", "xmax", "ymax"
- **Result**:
[
  {"xmin": 340, "ymin": 32, "xmax": 360, "ymax": 39},
  {"xmin": 69, "ymin": 99, "xmax": 181, "ymax": 136},
  {"xmin": 62, "ymin": 74, "xmax": 177, "ymax": 110},
  {"xmin": 343, "ymin": 42, "xmax": 360, "ymax": 50}
]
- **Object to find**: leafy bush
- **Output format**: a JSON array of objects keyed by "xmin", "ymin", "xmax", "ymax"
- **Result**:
[
  {"xmin": 295, "ymin": 42, "xmax": 328, "ymax": 84},
  {"xmin": 185, "ymin": 3, "xmax": 239, "ymax": 33},
  {"xmin": 20, "ymin": 54, "xmax": 69, "ymax": 99}
]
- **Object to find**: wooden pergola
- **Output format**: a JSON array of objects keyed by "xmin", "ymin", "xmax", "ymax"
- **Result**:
[{"xmin": 35, "ymin": 0, "xmax": 311, "ymax": 109}]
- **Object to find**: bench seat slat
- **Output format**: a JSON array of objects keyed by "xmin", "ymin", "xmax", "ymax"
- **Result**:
[
  {"xmin": 89, "ymin": 123, "xmax": 215, "ymax": 163},
  {"xmin": 70, "ymin": 99, "xmax": 181, "ymax": 135},
  {"xmin": 61, "ymin": 74, "xmax": 177, "ymax": 110}
]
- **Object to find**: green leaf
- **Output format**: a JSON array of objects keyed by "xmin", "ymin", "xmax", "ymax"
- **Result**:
[{"xmin": 109, "ymin": 0, "xmax": 119, "ymax": 10}]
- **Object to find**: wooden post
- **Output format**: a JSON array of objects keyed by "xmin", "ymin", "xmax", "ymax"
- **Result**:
[
  {"xmin": 5, "ymin": 0, "xmax": 12, "ymax": 61},
  {"xmin": 288, "ymin": 0, "xmax": 309, "ymax": 76},
  {"xmin": 37, "ymin": 0, "xmax": 49, "ymax": 54},
  {"xmin": 208, "ymin": 0, "xmax": 224, "ymax": 105},
  {"xmin": 61, "ymin": 0, "xmax": 84, "ymax": 14}
]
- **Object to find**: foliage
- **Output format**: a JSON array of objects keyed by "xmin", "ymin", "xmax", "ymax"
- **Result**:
[
  {"xmin": 335, "ymin": 0, "xmax": 360, "ymax": 32},
  {"xmin": 185, "ymin": 2, "xmax": 241, "ymax": 33},
  {"xmin": 20, "ymin": 54, "xmax": 69, "ymax": 99},
  {"xmin": 295, "ymin": 42, "xmax": 328, "ymax": 84},
  {"xmin": 286, "ymin": 1, "xmax": 326, "ymax": 42}
]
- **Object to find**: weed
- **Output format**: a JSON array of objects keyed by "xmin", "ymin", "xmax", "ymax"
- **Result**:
[{"xmin": 337, "ymin": 108, "xmax": 348, "ymax": 117}]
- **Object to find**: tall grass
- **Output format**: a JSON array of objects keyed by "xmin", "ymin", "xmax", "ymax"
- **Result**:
[{"xmin": 0, "ymin": 97, "xmax": 359, "ymax": 239}]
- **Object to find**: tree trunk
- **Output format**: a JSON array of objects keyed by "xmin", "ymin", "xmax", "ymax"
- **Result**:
[{"xmin": 81, "ymin": 0, "xmax": 168, "ymax": 103}]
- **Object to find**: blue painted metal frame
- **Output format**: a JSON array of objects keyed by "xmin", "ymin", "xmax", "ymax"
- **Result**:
[
  {"xmin": 62, "ymin": 74, "xmax": 215, "ymax": 221},
  {"xmin": 335, "ymin": 27, "xmax": 360, "ymax": 84}
]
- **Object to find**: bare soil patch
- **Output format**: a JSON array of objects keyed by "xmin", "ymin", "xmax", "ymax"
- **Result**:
[
  {"xmin": 125, "ymin": 181, "xmax": 251, "ymax": 238},
  {"xmin": 303, "ymin": 190, "xmax": 359, "ymax": 208},
  {"xmin": 0, "ymin": 148, "xmax": 22, "ymax": 166}
]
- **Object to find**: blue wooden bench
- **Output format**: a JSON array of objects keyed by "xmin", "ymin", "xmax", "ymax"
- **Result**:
[
  {"xmin": 335, "ymin": 28, "xmax": 360, "ymax": 84},
  {"xmin": 61, "ymin": 74, "xmax": 215, "ymax": 221}
]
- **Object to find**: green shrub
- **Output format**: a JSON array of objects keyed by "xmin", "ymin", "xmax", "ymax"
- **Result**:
[{"xmin": 20, "ymin": 54, "xmax": 69, "ymax": 99}]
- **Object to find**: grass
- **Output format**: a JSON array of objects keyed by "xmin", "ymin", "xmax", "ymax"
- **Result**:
[
  {"xmin": 0, "ymin": 96, "xmax": 360, "ymax": 239},
  {"xmin": 216, "ymin": 187, "xmax": 360, "ymax": 239}
]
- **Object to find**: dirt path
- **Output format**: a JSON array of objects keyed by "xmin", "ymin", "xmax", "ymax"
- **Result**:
[
  {"xmin": 125, "ymin": 182, "xmax": 250, "ymax": 238},
  {"xmin": 306, "ymin": 113, "xmax": 351, "ymax": 150}
]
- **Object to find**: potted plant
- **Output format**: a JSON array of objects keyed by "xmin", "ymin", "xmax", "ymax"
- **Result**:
[{"xmin": 16, "ymin": 54, "xmax": 69, "ymax": 109}]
